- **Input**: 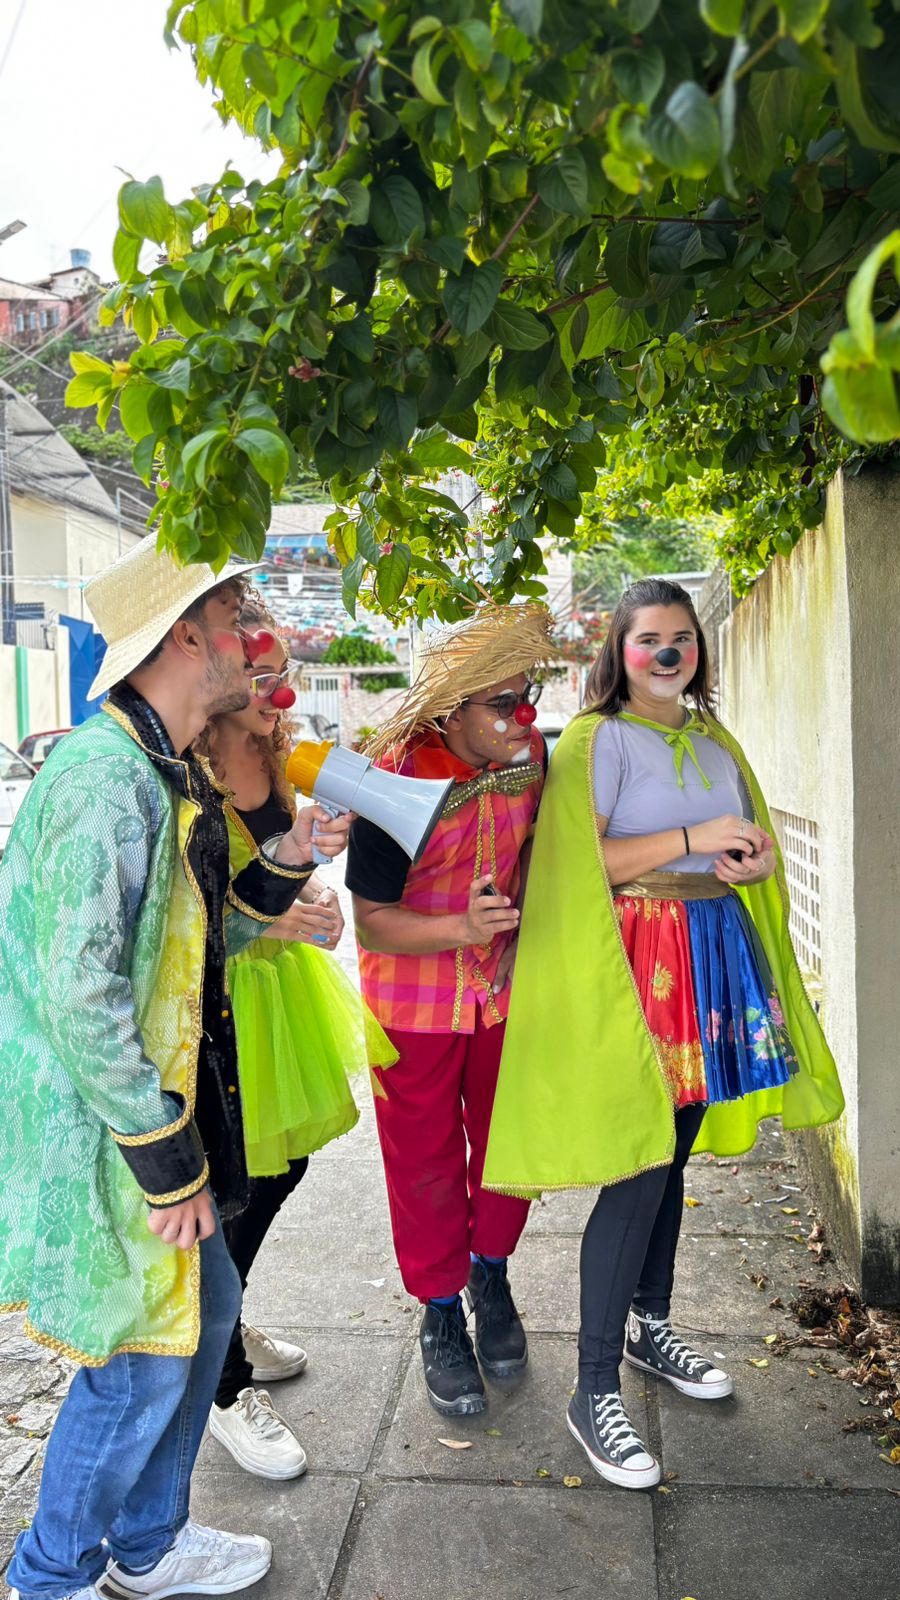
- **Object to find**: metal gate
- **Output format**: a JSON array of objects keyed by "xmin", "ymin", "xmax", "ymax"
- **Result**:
[{"xmin": 294, "ymin": 671, "xmax": 342, "ymax": 742}]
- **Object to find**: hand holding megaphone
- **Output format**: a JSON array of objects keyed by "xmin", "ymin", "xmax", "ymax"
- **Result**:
[
  {"xmin": 285, "ymin": 741, "xmax": 454, "ymax": 868},
  {"xmin": 289, "ymin": 803, "xmax": 355, "ymax": 866}
]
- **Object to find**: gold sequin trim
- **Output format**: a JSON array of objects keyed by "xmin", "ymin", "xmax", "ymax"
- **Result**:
[
  {"xmin": 441, "ymin": 762, "xmax": 542, "ymax": 817},
  {"xmin": 144, "ymin": 1161, "xmax": 210, "ymax": 1207},
  {"xmin": 110, "ymin": 1100, "xmax": 192, "ymax": 1147},
  {"xmin": 226, "ymin": 886, "xmax": 281, "ymax": 924},
  {"xmin": 258, "ymin": 844, "xmax": 315, "ymax": 880}
]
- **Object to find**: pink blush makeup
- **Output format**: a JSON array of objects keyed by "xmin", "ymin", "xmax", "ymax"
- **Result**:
[{"xmin": 624, "ymin": 643, "xmax": 655, "ymax": 669}]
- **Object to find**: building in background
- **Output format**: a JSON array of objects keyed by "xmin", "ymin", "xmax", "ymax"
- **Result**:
[
  {"xmin": 0, "ymin": 380, "xmax": 140, "ymax": 745},
  {"xmin": 0, "ymin": 250, "xmax": 100, "ymax": 349}
]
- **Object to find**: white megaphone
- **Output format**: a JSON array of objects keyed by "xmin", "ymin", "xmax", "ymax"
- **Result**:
[{"xmin": 285, "ymin": 741, "xmax": 454, "ymax": 866}]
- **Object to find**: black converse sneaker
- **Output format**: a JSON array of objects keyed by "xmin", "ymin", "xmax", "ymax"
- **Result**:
[
  {"xmin": 566, "ymin": 1389, "xmax": 661, "ymax": 1489},
  {"xmin": 624, "ymin": 1307, "xmax": 734, "ymax": 1399},
  {"xmin": 464, "ymin": 1257, "xmax": 528, "ymax": 1377},
  {"xmin": 419, "ymin": 1300, "xmax": 486, "ymax": 1416}
]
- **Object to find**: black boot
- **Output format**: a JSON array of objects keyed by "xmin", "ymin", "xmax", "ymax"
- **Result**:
[
  {"xmin": 464, "ymin": 1256, "xmax": 528, "ymax": 1378},
  {"xmin": 419, "ymin": 1300, "xmax": 486, "ymax": 1416}
]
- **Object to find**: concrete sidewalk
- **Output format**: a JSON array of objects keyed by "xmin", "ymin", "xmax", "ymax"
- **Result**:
[{"xmin": 2, "ymin": 875, "xmax": 899, "ymax": 1598}]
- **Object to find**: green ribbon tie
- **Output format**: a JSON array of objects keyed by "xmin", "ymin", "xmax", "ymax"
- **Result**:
[{"xmin": 620, "ymin": 711, "xmax": 713, "ymax": 790}]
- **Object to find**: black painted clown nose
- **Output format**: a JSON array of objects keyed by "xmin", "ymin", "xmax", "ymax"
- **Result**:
[{"xmin": 655, "ymin": 647, "xmax": 682, "ymax": 668}]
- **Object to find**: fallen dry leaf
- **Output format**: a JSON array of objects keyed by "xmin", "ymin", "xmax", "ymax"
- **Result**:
[
  {"xmin": 535, "ymin": 1467, "xmax": 552, "ymax": 1478},
  {"xmin": 484, "ymin": 1428, "xmax": 502, "ymax": 1437},
  {"xmin": 781, "ymin": 1206, "xmax": 800, "ymax": 1215},
  {"xmin": 748, "ymin": 1358, "xmax": 769, "ymax": 1369},
  {"xmin": 438, "ymin": 1438, "xmax": 473, "ymax": 1450},
  {"xmin": 684, "ymin": 1197, "xmax": 702, "ymax": 1207},
  {"xmin": 563, "ymin": 1475, "xmax": 582, "ymax": 1488},
  {"xmin": 764, "ymin": 1333, "xmax": 778, "ymax": 1345}
]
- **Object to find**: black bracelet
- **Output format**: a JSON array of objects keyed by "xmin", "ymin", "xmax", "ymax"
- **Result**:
[{"xmin": 682, "ymin": 826, "xmax": 690, "ymax": 855}]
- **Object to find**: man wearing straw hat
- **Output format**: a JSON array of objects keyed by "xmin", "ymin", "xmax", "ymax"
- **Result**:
[
  {"xmin": 0, "ymin": 538, "xmax": 350, "ymax": 1600},
  {"xmin": 346, "ymin": 602, "xmax": 555, "ymax": 1417}
]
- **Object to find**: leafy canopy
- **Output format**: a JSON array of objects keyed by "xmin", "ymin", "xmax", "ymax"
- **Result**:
[{"xmin": 69, "ymin": 0, "xmax": 900, "ymax": 616}]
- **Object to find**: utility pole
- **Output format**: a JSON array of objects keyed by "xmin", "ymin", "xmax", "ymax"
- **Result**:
[
  {"xmin": 115, "ymin": 485, "xmax": 122, "ymax": 555},
  {"xmin": 0, "ymin": 390, "xmax": 15, "ymax": 646}
]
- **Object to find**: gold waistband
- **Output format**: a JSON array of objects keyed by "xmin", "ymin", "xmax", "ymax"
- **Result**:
[{"xmin": 614, "ymin": 872, "xmax": 731, "ymax": 900}]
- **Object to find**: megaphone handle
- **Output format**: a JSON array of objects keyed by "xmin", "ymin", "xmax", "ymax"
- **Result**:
[{"xmin": 311, "ymin": 799, "xmax": 345, "ymax": 866}]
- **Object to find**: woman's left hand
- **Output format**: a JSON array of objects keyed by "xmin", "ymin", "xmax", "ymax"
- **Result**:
[
  {"xmin": 714, "ymin": 842, "xmax": 776, "ymax": 885},
  {"xmin": 262, "ymin": 898, "xmax": 342, "ymax": 948}
]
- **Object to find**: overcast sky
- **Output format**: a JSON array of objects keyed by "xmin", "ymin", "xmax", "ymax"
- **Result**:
[{"xmin": 0, "ymin": 0, "xmax": 276, "ymax": 285}]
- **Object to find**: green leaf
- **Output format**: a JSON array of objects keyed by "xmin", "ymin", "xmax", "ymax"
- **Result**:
[
  {"xmin": 412, "ymin": 39, "xmax": 449, "ymax": 105},
  {"xmin": 370, "ymin": 174, "xmax": 426, "ymax": 245},
  {"xmin": 866, "ymin": 162, "xmax": 900, "ymax": 212},
  {"xmin": 487, "ymin": 300, "xmax": 552, "ymax": 350},
  {"xmin": 442, "ymin": 259, "xmax": 503, "ymax": 335},
  {"xmin": 612, "ymin": 46, "xmax": 665, "ymax": 105},
  {"xmin": 375, "ymin": 542, "xmax": 412, "ymax": 609},
  {"xmin": 502, "ymin": 0, "xmax": 543, "ymax": 37},
  {"xmin": 647, "ymin": 82, "xmax": 722, "ymax": 179},
  {"xmin": 235, "ymin": 426, "xmax": 291, "ymax": 490},
  {"xmin": 342, "ymin": 554, "xmax": 365, "ymax": 619},
  {"xmin": 451, "ymin": 20, "xmax": 494, "ymax": 71},
  {"xmin": 338, "ymin": 178, "xmax": 370, "ymax": 225},
  {"xmin": 540, "ymin": 461, "xmax": 578, "ymax": 500},
  {"xmin": 182, "ymin": 426, "xmax": 226, "ymax": 486},
  {"xmin": 113, "ymin": 229, "xmax": 142, "ymax": 282},
  {"xmin": 699, "ymin": 0, "xmax": 744, "ymax": 32},
  {"xmin": 833, "ymin": 34, "xmax": 900, "ymax": 155},
  {"xmin": 118, "ymin": 176, "xmax": 172, "ymax": 245},
  {"xmin": 336, "ymin": 315, "xmax": 375, "ymax": 362},
  {"xmin": 376, "ymin": 387, "xmax": 418, "ymax": 449},
  {"xmin": 408, "ymin": 14, "xmax": 443, "ymax": 42},
  {"xmin": 65, "ymin": 371, "xmax": 112, "ymax": 409},
  {"xmin": 604, "ymin": 221, "xmax": 650, "ymax": 298},
  {"xmin": 637, "ymin": 350, "xmax": 665, "ymax": 406},
  {"xmin": 412, "ymin": 432, "xmax": 473, "ymax": 469},
  {"xmin": 778, "ymin": 0, "xmax": 828, "ymax": 43},
  {"xmin": 147, "ymin": 357, "xmax": 191, "ymax": 395},
  {"xmin": 537, "ymin": 149, "xmax": 589, "ymax": 216},
  {"xmin": 118, "ymin": 383, "xmax": 153, "ymax": 442}
]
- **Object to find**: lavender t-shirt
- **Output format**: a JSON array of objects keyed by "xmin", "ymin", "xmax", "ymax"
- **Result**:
[{"xmin": 591, "ymin": 716, "xmax": 750, "ymax": 874}]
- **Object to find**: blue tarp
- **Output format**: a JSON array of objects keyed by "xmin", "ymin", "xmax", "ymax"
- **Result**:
[{"xmin": 60, "ymin": 614, "xmax": 105, "ymax": 726}]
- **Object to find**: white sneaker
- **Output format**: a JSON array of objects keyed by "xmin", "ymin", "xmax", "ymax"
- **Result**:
[
  {"xmin": 9, "ymin": 1591, "xmax": 98, "ymax": 1600},
  {"xmin": 241, "ymin": 1322, "xmax": 308, "ymax": 1381},
  {"xmin": 209, "ymin": 1386, "xmax": 308, "ymax": 1480},
  {"xmin": 97, "ymin": 1519, "xmax": 271, "ymax": 1598}
]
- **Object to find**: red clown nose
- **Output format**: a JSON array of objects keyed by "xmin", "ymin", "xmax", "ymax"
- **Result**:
[
  {"xmin": 270, "ymin": 685, "xmax": 296, "ymax": 710},
  {"xmin": 243, "ymin": 629, "xmax": 277, "ymax": 663},
  {"xmin": 513, "ymin": 702, "xmax": 537, "ymax": 727}
]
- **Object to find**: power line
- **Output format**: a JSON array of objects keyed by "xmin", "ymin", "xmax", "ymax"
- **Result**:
[
  {"xmin": 0, "ymin": 294, "xmax": 105, "ymax": 382},
  {"xmin": 0, "ymin": 0, "xmax": 28, "ymax": 85}
]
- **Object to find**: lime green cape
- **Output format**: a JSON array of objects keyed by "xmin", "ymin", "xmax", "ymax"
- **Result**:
[{"xmin": 483, "ymin": 712, "xmax": 844, "ymax": 1196}]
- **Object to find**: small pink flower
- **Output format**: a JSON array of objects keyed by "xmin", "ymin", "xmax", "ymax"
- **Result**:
[
  {"xmin": 380, "ymin": 542, "xmax": 393, "ymax": 555},
  {"xmin": 769, "ymin": 996, "xmax": 784, "ymax": 1028}
]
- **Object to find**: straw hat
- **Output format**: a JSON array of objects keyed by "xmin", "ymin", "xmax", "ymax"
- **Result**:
[
  {"xmin": 366, "ymin": 601, "xmax": 557, "ymax": 759},
  {"xmin": 85, "ymin": 537, "xmax": 259, "ymax": 700}
]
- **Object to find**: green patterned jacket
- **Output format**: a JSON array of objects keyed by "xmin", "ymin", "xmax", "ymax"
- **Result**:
[{"xmin": 0, "ymin": 708, "xmax": 305, "ymax": 1364}]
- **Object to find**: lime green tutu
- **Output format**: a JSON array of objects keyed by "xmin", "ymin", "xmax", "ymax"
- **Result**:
[{"xmin": 228, "ymin": 938, "xmax": 398, "ymax": 1177}]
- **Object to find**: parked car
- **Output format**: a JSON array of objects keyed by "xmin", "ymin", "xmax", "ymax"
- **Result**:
[
  {"xmin": 0, "ymin": 740, "xmax": 36, "ymax": 859},
  {"xmin": 18, "ymin": 727, "xmax": 72, "ymax": 769}
]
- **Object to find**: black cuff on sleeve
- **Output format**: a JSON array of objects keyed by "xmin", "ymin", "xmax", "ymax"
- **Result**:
[
  {"xmin": 110, "ymin": 1095, "xmax": 209, "ymax": 1207},
  {"xmin": 228, "ymin": 849, "xmax": 313, "ymax": 924}
]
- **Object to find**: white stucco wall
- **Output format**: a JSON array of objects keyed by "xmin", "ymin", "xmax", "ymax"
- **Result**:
[{"xmin": 719, "ymin": 470, "xmax": 900, "ymax": 1301}]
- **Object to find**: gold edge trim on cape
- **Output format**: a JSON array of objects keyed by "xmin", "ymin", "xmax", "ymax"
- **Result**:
[
  {"xmin": 225, "ymin": 802, "xmax": 260, "ymax": 858},
  {"xmin": 144, "ymin": 1161, "xmax": 210, "ymax": 1207},
  {"xmin": 483, "ymin": 1154, "xmax": 676, "ymax": 1198},
  {"xmin": 110, "ymin": 1100, "xmax": 192, "ymax": 1147},
  {"xmin": 226, "ymin": 886, "xmax": 280, "ymax": 923},
  {"xmin": 588, "ymin": 716, "xmax": 677, "ymax": 1143},
  {"xmin": 18, "ymin": 1240, "xmax": 202, "ymax": 1365}
]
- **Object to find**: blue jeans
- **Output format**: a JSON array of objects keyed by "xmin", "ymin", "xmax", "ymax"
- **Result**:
[{"xmin": 7, "ymin": 1220, "xmax": 242, "ymax": 1600}]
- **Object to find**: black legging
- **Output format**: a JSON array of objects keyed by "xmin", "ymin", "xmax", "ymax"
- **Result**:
[
  {"xmin": 215, "ymin": 1156, "xmax": 309, "ymax": 1408},
  {"xmin": 577, "ymin": 1103, "xmax": 707, "ymax": 1395}
]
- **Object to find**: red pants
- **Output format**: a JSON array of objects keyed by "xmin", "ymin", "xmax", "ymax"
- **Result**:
[{"xmin": 373, "ymin": 1012, "xmax": 531, "ymax": 1301}]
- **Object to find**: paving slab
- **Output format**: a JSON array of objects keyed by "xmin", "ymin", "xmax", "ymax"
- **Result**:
[
  {"xmin": 377, "ymin": 1333, "xmax": 650, "ymax": 1487},
  {"xmin": 662, "ymin": 1487, "xmax": 900, "ymax": 1600},
  {"xmin": 195, "ymin": 1331, "xmax": 405, "ymax": 1477},
  {"xmin": 670, "ymin": 1232, "xmax": 830, "ymax": 1336},
  {"xmin": 338, "ymin": 1480, "xmax": 657, "ymax": 1600},
  {"xmin": 654, "ymin": 1337, "xmax": 895, "ymax": 1489},
  {"xmin": 242, "ymin": 1231, "xmax": 409, "ymax": 1330},
  {"xmin": 188, "ymin": 1471, "xmax": 359, "ymax": 1600}
]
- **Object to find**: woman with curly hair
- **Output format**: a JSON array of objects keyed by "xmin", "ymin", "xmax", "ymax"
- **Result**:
[{"xmin": 196, "ymin": 594, "xmax": 395, "ymax": 1482}]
